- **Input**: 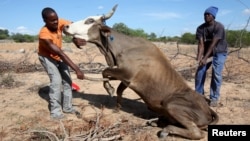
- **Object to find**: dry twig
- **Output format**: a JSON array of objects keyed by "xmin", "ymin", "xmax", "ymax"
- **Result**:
[{"xmin": 29, "ymin": 130, "xmax": 60, "ymax": 141}]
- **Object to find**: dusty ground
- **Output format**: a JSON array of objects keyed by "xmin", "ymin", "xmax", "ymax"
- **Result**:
[{"xmin": 0, "ymin": 42, "xmax": 250, "ymax": 141}]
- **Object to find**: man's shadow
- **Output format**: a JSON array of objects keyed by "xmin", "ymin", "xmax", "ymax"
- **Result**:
[
  {"xmin": 38, "ymin": 85, "xmax": 51, "ymax": 111},
  {"xmin": 38, "ymin": 85, "xmax": 158, "ymax": 120}
]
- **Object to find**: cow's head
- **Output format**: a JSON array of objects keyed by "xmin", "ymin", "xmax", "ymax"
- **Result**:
[
  {"xmin": 64, "ymin": 4, "xmax": 118, "ymax": 41},
  {"xmin": 64, "ymin": 4, "xmax": 118, "ymax": 67}
]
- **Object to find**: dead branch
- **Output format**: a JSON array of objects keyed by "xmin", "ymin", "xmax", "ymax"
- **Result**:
[
  {"xmin": 29, "ymin": 130, "xmax": 60, "ymax": 141},
  {"xmin": 66, "ymin": 105, "xmax": 123, "ymax": 141},
  {"xmin": 92, "ymin": 135, "xmax": 121, "ymax": 141},
  {"xmin": 228, "ymin": 1, "xmax": 250, "ymax": 61},
  {"xmin": 88, "ymin": 107, "xmax": 102, "ymax": 141},
  {"xmin": 91, "ymin": 122, "xmax": 121, "ymax": 140},
  {"xmin": 169, "ymin": 42, "xmax": 196, "ymax": 61},
  {"xmin": 78, "ymin": 62, "xmax": 107, "ymax": 74},
  {"xmin": 60, "ymin": 120, "xmax": 69, "ymax": 140}
]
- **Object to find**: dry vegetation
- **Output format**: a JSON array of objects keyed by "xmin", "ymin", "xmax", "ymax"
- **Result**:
[{"xmin": 0, "ymin": 42, "xmax": 250, "ymax": 141}]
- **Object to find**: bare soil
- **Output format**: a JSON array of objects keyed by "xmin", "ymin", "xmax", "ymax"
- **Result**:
[{"xmin": 0, "ymin": 42, "xmax": 250, "ymax": 141}]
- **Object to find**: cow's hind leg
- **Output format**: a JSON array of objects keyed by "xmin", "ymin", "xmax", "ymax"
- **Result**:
[{"xmin": 160, "ymin": 104, "xmax": 205, "ymax": 140}]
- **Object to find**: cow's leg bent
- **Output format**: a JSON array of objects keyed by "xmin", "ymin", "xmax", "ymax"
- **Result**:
[
  {"xmin": 160, "ymin": 103, "xmax": 205, "ymax": 140},
  {"xmin": 102, "ymin": 70, "xmax": 115, "ymax": 97},
  {"xmin": 103, "ymin": 81, "xmax": 115, "ymax": 97},
  {"xmin": 102, "ymin": 67, "xmax": 130, "ymax": 97}
]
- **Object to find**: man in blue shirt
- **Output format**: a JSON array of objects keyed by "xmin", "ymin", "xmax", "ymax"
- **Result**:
[{"xmin": 195, "ymin": 6, "xmax": 228, "ymax": 107}]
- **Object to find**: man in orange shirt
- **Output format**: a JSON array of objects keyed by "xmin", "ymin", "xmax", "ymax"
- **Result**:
[{"xmin": 38, "ymin": 7, "xmax": 85, "ymax": 120}]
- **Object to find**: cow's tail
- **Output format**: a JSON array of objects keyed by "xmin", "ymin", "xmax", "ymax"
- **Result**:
[{"xmin": 209, "ymin": 108, "xmax": 219, "ymax": 125}]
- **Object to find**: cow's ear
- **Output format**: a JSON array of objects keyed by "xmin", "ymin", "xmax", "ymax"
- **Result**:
[{"xmin": 101, "ymin": 25, "xmax": 111, "ymax": 33}]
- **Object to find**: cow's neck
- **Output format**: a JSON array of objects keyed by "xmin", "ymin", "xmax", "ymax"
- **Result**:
[{"xmin": 90, "ymin": 31, "xmax": 117, "ymax": 67}]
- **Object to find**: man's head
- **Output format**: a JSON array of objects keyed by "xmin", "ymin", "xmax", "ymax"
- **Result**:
[
  {"xmin": 204, "ymin": 6, "xmax": 218, "ymax": 19},
  {"xmin": 42, "ymin": 7, "xmax": 58, "ymax": 32}
]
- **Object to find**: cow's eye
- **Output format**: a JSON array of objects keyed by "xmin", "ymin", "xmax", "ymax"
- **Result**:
[{"xmin": 85, "ymin": 18, "xmax": 95, "ymax": 24}]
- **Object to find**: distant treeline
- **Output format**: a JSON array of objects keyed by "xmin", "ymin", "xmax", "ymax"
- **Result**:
[{"xmin": 1, "ymin": 22, "xmax": 250, "ymax": 48}]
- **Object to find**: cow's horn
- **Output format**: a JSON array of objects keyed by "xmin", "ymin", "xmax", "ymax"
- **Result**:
[{"xmin": 103, "ymin": 4, "xmax": 118, "ymax": 20}]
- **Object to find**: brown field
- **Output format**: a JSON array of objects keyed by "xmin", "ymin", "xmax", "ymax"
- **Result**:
[{"xmin": 0, "ymin": 42, "xmax": 250, "ymax": 141}]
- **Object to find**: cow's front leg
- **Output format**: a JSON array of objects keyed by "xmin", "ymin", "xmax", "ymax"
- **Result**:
[
  {"xmin": 102, "ymin": 68, "xmax": 115, "ymax": 97},
  {"xmin": 103, "ymin": 81, "xmax": 115, "ymax": 97},
  {"xmin": 102, "ymin": 67, "xmax": 129, "ymax": 98},
  {"xmin": 116, "ymin": 82, "xmax": 127, "ymax": 111}
]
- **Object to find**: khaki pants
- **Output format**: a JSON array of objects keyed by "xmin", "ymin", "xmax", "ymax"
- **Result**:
[{"xmin": 38, "ymin": 55, "xmax": 73, "ymax": 118}]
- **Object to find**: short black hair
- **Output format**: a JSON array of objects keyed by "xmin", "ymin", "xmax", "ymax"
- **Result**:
[{"xmin": 41, "ymin": 7, "xmax": 56, "ymax": 20}]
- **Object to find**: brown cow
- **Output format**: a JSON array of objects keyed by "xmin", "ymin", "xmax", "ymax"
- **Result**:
[{"xmin": 64, "ymin": 5, "xmax": 219, "ymax": 140}]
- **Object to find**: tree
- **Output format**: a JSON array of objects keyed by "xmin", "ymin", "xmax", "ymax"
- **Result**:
[
  {"xmin": 0, "ymin": 29, "xmax": 10, "ymax": 40},
  {"xmin": 112, "ymin": 22, "xmax": 149, "ymax": 38},
  {"xmin": 148, "ymin": 32, "xmax": 157, "ymax": 41},
  {"xmin": 130, "ymin": 28, "xmax": 147, "ymax": 38},
  {"xmin": 112, "ymin": 23, "xmax": 131, "ymax": 35},
  {"xmin": 180, "ymin": 32, "xmax": 196, "ymax": 44},
  {"xmin": 226, "ymin": 30, "xmax": 250, "ymax": 47},
  {"xmin": 11, "ymin": 33, "xmax": 35, "ymax": 42}
]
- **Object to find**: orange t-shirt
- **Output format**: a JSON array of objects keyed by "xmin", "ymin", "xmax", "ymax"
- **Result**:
[{"xmin": 38, "ymin": 18, "xmax": 71, "ymax": 61}]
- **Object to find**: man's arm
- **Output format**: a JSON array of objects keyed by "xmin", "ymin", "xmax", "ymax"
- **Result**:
[
  {"xmin": 197, "ymin": 37, "xmax": 204, "ymax": 62},
  {"xmin": 40, "ymin": 39, "xmax": 84, "ymax": 79},
  {"xmin": 199, "ymin": 37, "xmax": 219, "ymax": 66}
]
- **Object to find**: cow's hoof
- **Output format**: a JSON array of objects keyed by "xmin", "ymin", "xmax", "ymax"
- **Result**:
[
  {"xmin": 104, "ymin": 82, "xmax": 115, "ymax": 97},
  {"xmin": 159, "ymin": 130, "xmax": 169, "ymax": 138},
  {"xmin": 107, "ymin": 87, "xmax": 115, "ymax": 97}
]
